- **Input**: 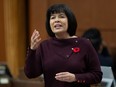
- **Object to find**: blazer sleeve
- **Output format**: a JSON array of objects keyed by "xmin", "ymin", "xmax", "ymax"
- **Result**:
[
  {"xmin": 75, "ymin": 40, "xmax": 103, "ymax": 84},
  {"xmin": 24, "ymin": 44, "xmax": 43, "ymax": 78}
]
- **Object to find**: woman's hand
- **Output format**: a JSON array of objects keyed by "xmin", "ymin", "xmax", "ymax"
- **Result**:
[
  {"xmin": 55, "ymin": 72, "xmax": 76, "ymax": 82},
  {"xmin": 30, "ymin": 29, "xmax": 41, "ymax": 50}
]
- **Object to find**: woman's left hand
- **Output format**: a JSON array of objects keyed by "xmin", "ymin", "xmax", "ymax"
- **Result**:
[{"xmin": 55, "ymin": 72, "xmax": 76, "ymax": 82}]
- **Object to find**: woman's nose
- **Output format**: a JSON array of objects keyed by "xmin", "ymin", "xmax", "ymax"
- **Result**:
[{"xmin": 55, "ymin": 17, "xmax": 60, "ymax": 22}]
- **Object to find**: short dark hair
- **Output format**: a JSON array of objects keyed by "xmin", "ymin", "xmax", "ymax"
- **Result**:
[
  {"xmin": 82, "ymin": 28, "xmax": 102, "ymax": 52},
  {"xmin": 46, "ymin": 4, "xmax": 77, "ymax": 37}
]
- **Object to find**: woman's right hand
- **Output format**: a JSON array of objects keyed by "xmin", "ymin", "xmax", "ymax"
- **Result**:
[{"xmin": 30, "ymin": 29, "xmax": 41, "ymax": 50}]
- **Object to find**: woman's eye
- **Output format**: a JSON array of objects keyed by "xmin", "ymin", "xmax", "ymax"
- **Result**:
[
  {"xmin": 59, "ymin": 14, "xmax": 66, "ymax": 18},
  {"xmin": 50, "ymin": 16, "xmax": 55, "ymax": 19},
  {"xmin": 60, "ymin": 16, "xmax": 65, "ymax": 18}
]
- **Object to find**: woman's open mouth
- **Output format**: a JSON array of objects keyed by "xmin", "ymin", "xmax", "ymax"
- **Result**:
[{"xmin": 54, "ymin": 24, "xmax": 63, "ymax": 29}]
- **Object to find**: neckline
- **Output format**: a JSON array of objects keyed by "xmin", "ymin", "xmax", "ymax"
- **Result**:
[{"xmin": 51, "ymin": 36, "xmax": 79, "ymax": 42}]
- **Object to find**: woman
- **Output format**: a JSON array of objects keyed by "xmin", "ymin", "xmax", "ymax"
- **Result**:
[{"xmin": 24, "ymin": 4, "xmax": 102, "ymax": 87}]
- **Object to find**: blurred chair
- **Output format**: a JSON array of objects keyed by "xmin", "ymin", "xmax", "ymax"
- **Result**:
[
  {"xmin": 101, "ymin": 66, "xmax": 116, "ymax": 87},
  {"xmin": 0, "ymin": 62, "xmax": 12, "ymax": 87}
]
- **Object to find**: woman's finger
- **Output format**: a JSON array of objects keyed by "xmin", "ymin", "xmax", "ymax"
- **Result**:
[{"xmin": 31, "ymin": 29, "xmax": 37, "ymax": 40}]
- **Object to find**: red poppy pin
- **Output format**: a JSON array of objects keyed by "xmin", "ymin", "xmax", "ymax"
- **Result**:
[{"xmin": 72, "ymin": 47, "xmax": 80, "ymax": 53}]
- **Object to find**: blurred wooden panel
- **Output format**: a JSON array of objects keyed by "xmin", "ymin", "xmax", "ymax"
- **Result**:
[
  {"xmin": 101, "ymin": 29, "xmax": 116, "ymax": 47},
  {"xmin": 4, "ymin": 0, "xmax": 26, "ymax": 78},
  {"xmin": 0, "ymin": 0, "xmax": 6, "ymax": 61},
  {"xmin": 28, "ymin": 0, "xmax": 48, "ymax": 41}
]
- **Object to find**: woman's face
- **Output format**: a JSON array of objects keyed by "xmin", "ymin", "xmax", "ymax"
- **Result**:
[{"xmin": 50, "ymin": 12, "xmax": 68, "ymax": 34}]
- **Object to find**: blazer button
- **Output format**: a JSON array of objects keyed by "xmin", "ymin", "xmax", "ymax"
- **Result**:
[
  {"xmin": 66, "ymin": 55, "xmax": 69, "ymax": 58},
  {"xmin": 75, "ymin": 40, "xmax": 78, "ymax": 43},
  {"xmin": 77, "ymin": 80, "xmax": 80, "ymax": 83}
]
